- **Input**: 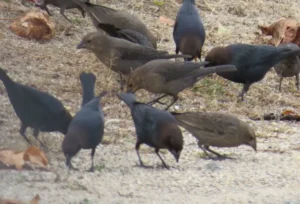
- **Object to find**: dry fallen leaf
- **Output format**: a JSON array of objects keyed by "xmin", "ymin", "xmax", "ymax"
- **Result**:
[
  {"xmin": 258, "ymin": 18, "xmax": 300, "ymax": 46},
  {"xmin": 0, "ymin": 194, "xmax": 40, "ymax": 204},
  {"xmin": 24, "ymin": 146, "xmax": 48, "ymax": 168},
  {"xmin": 9, "ymin": 10, "xmax": 55, "ymax": 40},
  {"xmin": 281, "ymin": 109, "xmax": 298, "ymax": 116},
  {"xmin": 0, "ymin": 146, "xmax": 48, "ymax": 170},
  {"xmin": 159, "ymin": 16, "xmax": 175, "ymax": 26}
]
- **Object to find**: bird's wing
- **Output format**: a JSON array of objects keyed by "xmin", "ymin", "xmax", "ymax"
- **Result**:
[{"xmin": 115, "ymin": 40, "xmax": 168, "ymax": 60}]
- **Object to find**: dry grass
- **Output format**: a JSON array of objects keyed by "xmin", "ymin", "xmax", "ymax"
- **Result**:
[{"xmin": 0, "ymin": 0, "xmax": 299, "ymax": 151}]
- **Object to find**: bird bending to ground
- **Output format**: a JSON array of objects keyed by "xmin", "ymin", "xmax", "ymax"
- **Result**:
[
  {"xmin": 126, "ymin": 59, "xmax": 236, "ymax": 110},
  {"xmin": 117, "ymin": 93, "xmax": 183, "ymax": 169},
  {"xmin": 173, "ymin": 0, "xmax": 206, "ymax": 61},
  {"xmin": 172, "ymin": 112, "xmax": 257, "ymax": 158},
  {"xmin": 205, "ymin": 43, "xmax": 300, "ymax": 100},
  {"xmin": 0, "ymin": 67, "xmax": 72, "ymax": 147}
]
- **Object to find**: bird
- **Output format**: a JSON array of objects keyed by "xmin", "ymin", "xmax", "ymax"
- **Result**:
[
  {"xmin": 34, "ymin": 0, "xmax": 89, "ymax": 22},
  {"xmin": 62, "ymin": 90, "xmax": 107, "ymax": 172},
  {"xmin": 171, "ymin": 111, "xmax": 257, "ymax": 158},
  {"xmin": 273, "ymin": 44, "xmax": 300, "ymax": 91},
  {"xmin": 97, "ymin": 23, "xmax": 154, "ymax": 48},
  {"xmin": 77, "ymin": 32, "xmax": 189, "ymax": 88},
  {"xmin": 80, "ymin": 72, "xmax": 96, "ymax": 106},
  {"xmin": 71, "ymin": 0, "xmax": 157, "ymax": 48},
  {"xmin": 126, "ymin": 59, "xmax": 236, "ymax": 110},
  {"xmin": 117, "ymin": 92, "xmax": 183, "ymax": 169},
  {"xmin": 173, "ymin": 0, "xmax": 206, "ymax": 61},
  {"xmin": 205, "ymin": 43, "xmax": 300, "ymax": 100},
  {"xmin": 0, "ymin": 67, "xmax": 72, "ymax": 147}
]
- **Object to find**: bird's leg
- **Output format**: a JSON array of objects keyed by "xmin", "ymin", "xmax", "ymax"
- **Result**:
[
  {"xmin": 296, "ymin": 73, "xmax": 299, "ymax": 90},
  {"xmin": 147, "ymin": 94, "xmax": 169, "ymax": 105},
  {"xmin": 33, "ymin": 128, "xmax": 47, "ymax": 148},
  {"xmin": 19, "ymin": 123, "xmax": 31, "ymax": 145},
  {"xmin": 60, "ymin": 7, "xmax": 72, "ymax": 23},
  {"xmin": 238, "ymin": 84, "xmax": 250, "ymax": 101},
  {"xmin": 42, "ymin": 5, "xmax": 52, "ymax": 16},
  {"xmin": 164, "ymin": 96, "xmax": 178, "ymax": 110},
  {"xmin": 135, "ymin": 141, "xmax": 144, "ymax": 167},
  {"xmin": 155, "ymin": 148, "xmax": 169, "ymax": 169},
  {"xmin": 66, "ymin": 155, "xmax": 78, "ymax": 171},
  {"xmin": 119, "ymin": 73, "xmax": 125, "ymax": 91},
  {"xmin": 87, "ymin": 148, "xmax": 96, "ymax": 172},
  {"xmin": 279, "ymin": 75, "xmax": 283, "ymax": 92},
  {"xmin": 204, "ymin": 145, "xmax": 224, "ymax": 158},
  {"xmin": 77, "ymin": 6, "xmax": 85, "ymax": 18},
  {"xmin": 197, "ymin": 142, "xmax": 213, "ymax": 158}
]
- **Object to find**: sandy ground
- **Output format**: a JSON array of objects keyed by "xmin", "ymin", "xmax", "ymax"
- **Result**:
[{"xmin": 0, "ymin": 0, "xmax": 300, "ymax": 203}]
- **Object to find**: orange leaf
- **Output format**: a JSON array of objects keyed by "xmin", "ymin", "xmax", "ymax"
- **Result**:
[
  {"xmin": 281, "ymin": 109, "xmax": 297, "ymax": 116},
  {"xmin": 9, "ymin": 10, "xmax": 55, "ymax": 40},
  {"xmin": 159, "ymin": 16, "xmax": 175, "ymax": 26},
  {"xmin": 23, "ymin": 146, "xmax": 48, "ymax": 168}
]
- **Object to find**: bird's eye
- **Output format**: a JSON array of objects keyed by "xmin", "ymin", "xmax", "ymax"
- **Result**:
[
  {"xmin": 87, "ymin": 40, "xmax": 91, "ymax": 44},
  {"xmin": 129, "ymin": 84, "xmax": 133, "ymax": 88}
]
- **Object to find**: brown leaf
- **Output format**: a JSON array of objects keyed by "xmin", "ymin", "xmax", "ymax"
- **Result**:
[
  {"xmin": 9, "ymin": 10, "xmax": 55, "ymax": 40},
  {"xmin": 23, "ymin": 146, "xmax": 48, "ymax": 168},
  {"xmin": 0, "ymin": 150, "xmax": 25, "ymax": 170},
  {"xmin": 30, "ymin": 195, "xmax": 40, "ymax": 204},
  {"xmin": 159, "ymin": 16, "xmax": 175, "ymax": 26},
  {"xmin": 258, "ymin": 18, "xmax": 298, "ymax": 46},
  {"xmin": 0, "ymin": 199, "xmax": 23, "ymax": 204}
]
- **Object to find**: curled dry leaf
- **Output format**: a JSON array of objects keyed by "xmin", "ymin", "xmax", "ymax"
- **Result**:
[
  {"xmin": 258, "ymin": 18, "xmax": 300, "ymax": 46},
  {"xmin": 0, "ymin": 194, "xmax": 40, "ymax": 204},
  {"xmin": 9, "ymin": 10, "xmax": 55, "ymax": 40},
  {"xmin": 0, "ymin": 146, "xmax": 48, "ymax": 170},
  {"xmin": 23, "ymin": 146, "xmax": 48, "ymax": 168}
]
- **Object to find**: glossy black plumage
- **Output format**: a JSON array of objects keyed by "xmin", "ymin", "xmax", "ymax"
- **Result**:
[
  {"xmin": 117, "ymin": 93, "xmax": 183, "ymax": 169},
  {"xmin": 205, "ymin": 43, "xmax": 300, "ymax": 100},
  {"xmin": 0, "ymin": 68, "xmax": 72, "ymax": 147},
  {"xmin": 173, "ymin": 0, "xmax": 206, "ymax": 61}
]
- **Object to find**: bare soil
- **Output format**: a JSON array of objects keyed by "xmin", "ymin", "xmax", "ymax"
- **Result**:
[{"xmin": 0, "ymin": 0, "xmax": 300, "ymax": 203}]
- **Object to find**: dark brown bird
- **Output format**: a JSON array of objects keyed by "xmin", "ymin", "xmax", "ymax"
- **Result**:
[
  {"xmin": 77, "ymin": 32, "xmax": 189, "ymax": 88},
  {"xmin": 0, "ymin": 68, "xmax": 72, "ymax": 147},
  {"xmin": 62, "ymin": 90, "xmax": 107, "ymax": 172},
  {"xmin": 273, "ymin": 44, "xmax": 300, "ymax": 91},
  {"xmin": 34, "ymin": 0, "xmax": 89, "ymax": 22},
  {"xmin": 72, "ymin": 0, "xmax": 157, "ymax": 48},
  {"xmin": 173, "ymin": 0, "xmax": 206, "ymax": 61},
  {"xmin": 97, "ymin": 23, "xmax": 153, "ymax": 48},
  {"xmin": 126, "ymin": 60, "xmax": 236, "ymax": 110},
  {"xmin": 117, "ymin": 93, "xmax": 183, "ymax": 169},
  {"xmin": 205, "ymin": 43, "xmax": 300, "ymax": 100},
  {"xmin": 171, "ymin": 112, "xmax": 257, "ymax": 158}
]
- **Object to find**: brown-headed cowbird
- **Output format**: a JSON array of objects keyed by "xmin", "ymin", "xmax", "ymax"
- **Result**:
[
  {"xmin": 0, "ymin": 68, "xmax": 72, "ymax": 147},
  {"xmin": 173, "ymin": 0, "xmax": 206, "ymax": 61},
  {"xmin": 34, "ymin": 0, "xmax": 89, "ymax": 22},
  {"xmin": 205, "ymin": 43, "xmax": 300, "ymax": 100},
  {"xmin": 80, "ymin": 72, "xmax": 96, "ymax": 106},
  {"xmin": 117, "ymin": 92, "xmax": 183, "ymax": 169},
  {"xmin": 273, "ymin": 44, "xmax": 300, "ymax": 91},
  {"xmin": 62, "ymin": 91, "xmax": 107, "ymax": 171},
  {"xmin": 72, "ymin": 0, "xmax": 157, "ymax": 48},
  {"xmin": 77, "ymin": 32, "xmax": 189, "ymax": 88},
  {"xmin": 97, "ymin": 23, "xmax": 153, "ymax": 48},
  {"xmin": 126, "ymin": 59, "xmax": 236, "ymax": 110},
  {"xmin": 171, "ymin": 112, "xmax": 257, "ymax": 158}
]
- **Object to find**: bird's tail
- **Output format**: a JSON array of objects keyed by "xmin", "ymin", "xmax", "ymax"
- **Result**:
[
  {"xmin": 194, "ymin": 64, "xmax": 236, "ymax": 78},
  {"xmin": 117, "ymin": 92, "xmax": 137, "ymax": 109},
  {"xmin": 0, "ymin": 67, "xmax": 10, "ymax": 82}
]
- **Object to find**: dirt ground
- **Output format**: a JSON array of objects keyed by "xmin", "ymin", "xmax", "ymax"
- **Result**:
[{"xmin": 0, "ymin": 0, "xmax": 300, "ymax": 203}]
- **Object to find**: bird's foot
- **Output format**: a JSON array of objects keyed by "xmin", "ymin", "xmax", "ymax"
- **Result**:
[{"xmin": 87, "ymin": 167, "xmax": 94, "ymax": 172}]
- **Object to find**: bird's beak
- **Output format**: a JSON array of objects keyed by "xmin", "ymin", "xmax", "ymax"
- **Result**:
[
  {"xmin": 77, "ymin": 41, "xmax": 86, "ymax": 49},
  {"xmin": 170, "ymin": 150, "xmax": 181, "ymax": 163},
  {"xmin": 248, "ymin": 140, "xmax": 257, "ymax": 152}
]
